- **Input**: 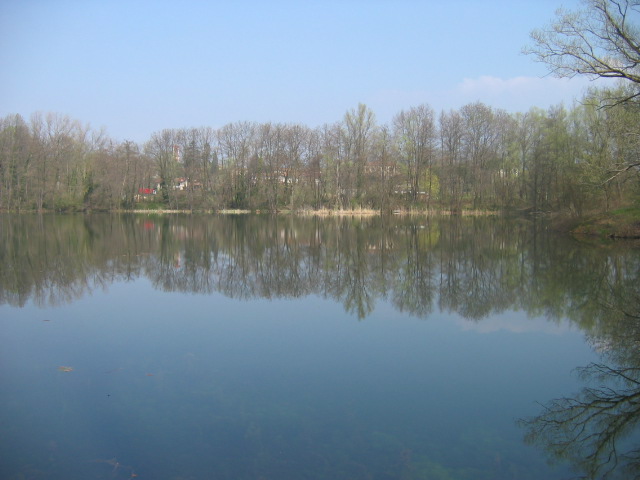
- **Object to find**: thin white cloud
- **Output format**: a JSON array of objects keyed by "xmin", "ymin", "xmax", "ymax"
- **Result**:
[
  {"xmin": 460, "ymin": 75, "xmax": 577, "ymax": 95},
  {"xmin": 366, "ymin": 75, "xmax": 604, "ymax": 124},
  {"xmin": 453, "ymin": 75, "xmax": 600, "ymax": 111},
  {"xmin": 454, "ymin": 311, "xmax": 576, "ymax": 335}
]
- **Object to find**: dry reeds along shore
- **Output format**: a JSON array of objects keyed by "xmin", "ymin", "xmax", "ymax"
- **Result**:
[
  {"xmin": 124, "ymin": 208, "xmax": 500, "ymax": 216},
  {"xmin": 295, "ymin": 208, "xmax": 498, "ymax": 216}
]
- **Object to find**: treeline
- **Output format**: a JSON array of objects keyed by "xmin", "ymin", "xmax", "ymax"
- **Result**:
[{"xmin": 0, "ymin": 86, "xmax": 638, "ymax": 213}]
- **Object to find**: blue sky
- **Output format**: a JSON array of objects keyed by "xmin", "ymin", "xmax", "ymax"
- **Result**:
[{"xmin": 0, "ymin": 0, "xmax": 596, "ymax": 142}]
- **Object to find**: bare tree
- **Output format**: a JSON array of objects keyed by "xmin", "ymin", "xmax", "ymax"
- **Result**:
[
  {"xmin": 0, "ymin": 114, "xmax": 31, "ymax": 210},
  {"xmin": 343, "ymin": 104, "xmax": 376, "ymax": 206},
  {"xmin": 369, "ymin": 125, "xmax": 398, "ymax": 212},
  {"xmin": 281, "ymin": 123, "xmax": 307, "ymax": 208},
  {"xmin": 217, "ymin": 122, "xmax": 257, "ymax": 208},
  {"xmin": 302, "ymin": 127, "xmax": 325, "ymax": 210},
  {"xmin": 116, "ymin": 140, "xmax": 147, "ymax": 208},
  {"xmin": 145, "ymin": 129, "xmax": 180, "ymax": 207},
  {"xmin": 439, "ymin": 109, "xmax": 465, "ymax": 212},
  {"xmin": 460, "ymin": 102, "xmax": 501, "ymax": 208},
  {"xmin": 393, "ymin": 104, "xmax": 437, "ymax": 206},
  {"xmin": 525, "ymin": 0, "xmax": 640, "ymax": 101},
  {"xmin": 319, "ymin": 122, "xmax": 348, "ymax": 209},
  {"xmin": 255, "ymin": 122, "xmax": 282, "ymax": 211},
  {"xmin": 526, "ymin": 0, "xmax": 640, "ymax": 185},
  {"xmin": 521, "ymin": 363, "xmax": 640, "ymax": 479}
]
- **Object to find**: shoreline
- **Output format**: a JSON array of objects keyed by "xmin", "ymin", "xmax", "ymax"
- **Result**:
[
  {"xmin": 116, "ymin": 207, "xmax": 502, "ymax": 216},
  {"xmin": 2, "ymin": 207, "xmax": 638, "ymax": 239}
]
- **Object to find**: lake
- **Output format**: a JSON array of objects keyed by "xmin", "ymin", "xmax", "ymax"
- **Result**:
[{"xmin": 1, "ymin": 214, "xmax": 639, "ymax": 480}]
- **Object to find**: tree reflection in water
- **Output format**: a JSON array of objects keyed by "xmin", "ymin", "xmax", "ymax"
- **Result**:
[
  {"xmin": 2, "ymin": 213, "xmax": 640, "ymax": 478},
  {"xmin": 520, "ymin": 288, "xmax": 640, "ymax": 479},
  {"xmin": 6, "ymin": 212, "xmax": 632, "ymax": 322}
]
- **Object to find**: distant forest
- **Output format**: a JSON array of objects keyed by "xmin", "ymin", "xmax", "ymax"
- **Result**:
[{"xmin": 0, "ymin": 84, "xmax": 638, "ymax": 214}]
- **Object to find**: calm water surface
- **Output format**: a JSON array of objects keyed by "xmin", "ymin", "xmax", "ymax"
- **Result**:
[{"xmin": 1, "ymin": 214, "xmax": 638, "ymax": 480}]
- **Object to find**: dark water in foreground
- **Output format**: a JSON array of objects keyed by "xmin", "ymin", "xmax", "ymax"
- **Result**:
[{"xmin": 1, "ymin": 214, "xmax": 639, "ymax": 480}]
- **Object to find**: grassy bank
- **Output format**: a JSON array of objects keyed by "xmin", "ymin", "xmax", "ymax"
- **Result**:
[{"xmin": 554, "ymin": 206, "xmax": 640, "ymax": 239}]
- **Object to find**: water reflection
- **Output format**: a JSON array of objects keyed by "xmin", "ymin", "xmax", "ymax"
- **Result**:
[
  {"xmin": 521, "ymin": 285, "xmax": 640, "ymax": 479},
  {"xmin": 2, "ymin": 213, "xmax": 637, "ymax": 324},
  {"xmin": 1, "ymin": 213, "xmax": 639, "ymax": 479}
]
